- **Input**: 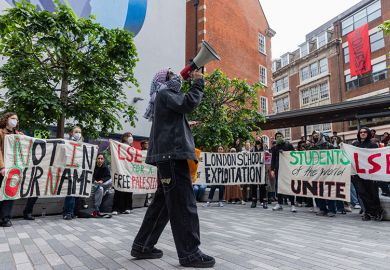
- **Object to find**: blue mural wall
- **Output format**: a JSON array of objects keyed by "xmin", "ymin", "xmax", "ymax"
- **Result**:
[{"xmin": 3, "ymin": 0, "xmax": 147, "ymax": 36}]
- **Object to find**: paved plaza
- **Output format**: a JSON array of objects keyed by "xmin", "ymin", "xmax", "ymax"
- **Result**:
[{"xmin": 1, "ymin": 203, "xmax": 390, "ymax": 270}]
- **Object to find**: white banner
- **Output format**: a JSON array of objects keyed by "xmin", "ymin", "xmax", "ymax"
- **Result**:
[
  {"xmin": 195, "ymin": 152, "xmax": 265, "ymax": 185},
  {"xmin": 0, "ymin": 135, "xmax": 98, "ymax": 201},
  {"xmin": 342, "ymin": 143, "xmax": 390, "ymax": 181},
  {"xmin": 278, "ymin": 150, "xmax": 351, "ymax": 201},
  {"xmin": 109, "ymin": 140, "xmax": 157, "ymax": 193}
]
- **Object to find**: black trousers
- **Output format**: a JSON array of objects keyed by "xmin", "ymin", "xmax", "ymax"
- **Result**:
[
  {"xmin": 250, "ymin": 184, "xmax": 267, "ymax": 202},
  {"xmin": 0, "ymin": 175, "xmax": 14, "ymax": 220},
  {"xmin": 113, "ymin": 190, "xmax": 133, "ymax": 212},
  {"xmin": 352, "ymin": 176, "xmax": 382, "ymax": 216},
  {"xmin": 275, "ymin": 170, "xmax": 295, "ymax": 205},
  {"xmin": 132, "ymin": 160, "xmax": 202, "ymax": 264},
  {"xmin": 24, "ymin": 197, "xmax": 38, "ymax": 215}
]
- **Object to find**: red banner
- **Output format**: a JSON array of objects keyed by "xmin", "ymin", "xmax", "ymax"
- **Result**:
[{"xmin": 348, "ymin": 24, "xmax": 371, "ymax": 77}]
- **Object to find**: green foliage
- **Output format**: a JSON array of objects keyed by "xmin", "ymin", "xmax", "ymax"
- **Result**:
[
  {"xmin": 0, "ymin": 1, "xmax": 139, "ymax": 138},
  {"xmin": 186, "ymin": 69, "xmax": 265, "ymax": 151},
  {"xmin": 380, "ymin": 20, "xmax": 390, "ymax": 35}
]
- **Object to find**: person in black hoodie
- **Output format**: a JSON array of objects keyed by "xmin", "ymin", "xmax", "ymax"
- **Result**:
[
  {"xmin": 270, "ymin": 132, "xmax": 296, "ymax": 212},
  {"xmin": 250, "ymin": 136, "xmax": 268, "ymax": 209},
  {"xmin": 352, "ymin": 127, "xmax": 384, "ymax": 221},
  {"xmin": 92, "ymin": 153, "xmax": 112, "ymax": 217}
]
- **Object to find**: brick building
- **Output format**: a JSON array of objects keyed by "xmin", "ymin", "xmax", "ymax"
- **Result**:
[
  {"xmin": 271, "ymin": 0, "xmax": 389, "ymax": 143},
  {"xmin": 186, "ymin": 0, "xmax": 275, "ymax": 148}
]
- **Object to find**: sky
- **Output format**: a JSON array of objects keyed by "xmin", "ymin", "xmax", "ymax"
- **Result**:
[{"xmin": 260, "ymin": 0, "xmax": 362, "ymax": 59}]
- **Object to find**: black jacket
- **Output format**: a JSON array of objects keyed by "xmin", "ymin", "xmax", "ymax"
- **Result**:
[
  {"xmin": 352, "ymin": 127, "xmax": 378, "ymax": 149},
  {"xmin": 145, "ymin": 79, "xmax": 204, "ymax": 165},
  {"xmin": 93, "ymin": 164, "xmax": 111, "ymax": 183},
  {"xmin": 270, "ymin": 141, "xmax": 294, "ymax": 171}
]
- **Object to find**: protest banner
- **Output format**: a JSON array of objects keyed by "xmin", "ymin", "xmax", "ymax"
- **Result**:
[
  {"xmin": 195, "ymin": 152, "xmax": 265, "ymax": 185},
  {"xmin": 278, "ymin": 150, "xmax": 351, "ymax": 201},
  {"xmin": 0, "ymin": 134, "xmax": 98, "ymax": 201},
  {"xmin": 342, "ymin": 143, "xmax": 390, "ymax": 181},
  {"xmin": 109, "ymin": 140, "xmax": 157, "ymax": 193}
]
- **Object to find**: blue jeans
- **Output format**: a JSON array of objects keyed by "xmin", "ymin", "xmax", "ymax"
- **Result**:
[
  {"xmin": 350, "ymin": 183, "xmax": 359, "ymax": 206},
  {"xmin": 193, "ymin": 184, "xmax": 206, "ymax": 201},
  {"xmin": 208, "ymin": 186, "xmax": 225, "ymax": 202},
  {"xmin": 63, "ymin": 196, "xmax": 75, "ymax": 217}
]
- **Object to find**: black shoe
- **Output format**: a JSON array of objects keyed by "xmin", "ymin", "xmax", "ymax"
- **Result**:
[
  {"xmin": 263, "ymin": 202, "xmax": 268, "ymax": 209},
  {"xmin": 250, "ymin": 201, "xmax": 257, "ymax": 208},
  {"xmin": 23, "ymin": 213, "xmax": 35, "ymax": 220},
  {"xmin": 63, "ymin": 215, "xmax": 72, "ymax": 220},
  {"xmin": 374, "ymin": 209, "xmax": 384, "ymax": 221},
  {"xmin": 180, "ymin": 253, "xmax": 215, "ymax": 268},
  {"xmin": 131, "ymin": 247, "xmax": 163, "ymax": 259},
  {"xmin": 362, "ymin": 213, "xmax": 371, "ymax": 221},
  {"xmin": 1, "ymin": 219, "xmax": 12, "ymax": 227}
]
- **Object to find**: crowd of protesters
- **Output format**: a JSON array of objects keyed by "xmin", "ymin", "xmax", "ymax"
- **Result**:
[
  {"xmin": 0, "ymin": 110, "xmax": 388, "ymax": 227},
  {"xmin": 198, "ymin": 127, "xmax": 389, "ymax": 222},
  {"xmin": 0, "ymin": 112, "xmax": 150, "ymax": 227}
]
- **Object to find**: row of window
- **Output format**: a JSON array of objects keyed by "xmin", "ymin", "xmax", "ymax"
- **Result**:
[
  {"xmin": 273, "ymin": 76, "xmax": 289, "ymax": 94},
  {"xmin": 343, "ymin": 30, "xmax": 384, "ymax": 63},
  {"xmin": 345, "ymin": 61, "xmax": 388, "ymax": 91},
  {"xmin": 301, "ymin": 82, "xmax": 329, "ymax": 107},
  {"xmin": 276, "ymin": 123, "xmax": 332, "ymax": 142},
  {"xmin": 341, "ymin": 0, "xmax": 381, "ymax": 36},
  {"xmin": 300, "ymin": 58, "xmax": 328, "ymax": 81}
]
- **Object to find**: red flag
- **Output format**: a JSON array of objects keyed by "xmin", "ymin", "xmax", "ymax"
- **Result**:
[{"xmin": 348, "ymin": 24, "xmax": 372, "ymax": 76}]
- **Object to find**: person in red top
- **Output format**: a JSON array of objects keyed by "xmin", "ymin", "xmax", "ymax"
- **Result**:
[{"xmin": 0, "ymin": 112, "xmax": 21, "ymax": 227}]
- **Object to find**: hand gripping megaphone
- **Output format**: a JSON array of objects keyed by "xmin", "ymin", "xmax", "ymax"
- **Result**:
[{"xmin": 180, "ymin": 40, "xmax": 221, "ymax": 80}]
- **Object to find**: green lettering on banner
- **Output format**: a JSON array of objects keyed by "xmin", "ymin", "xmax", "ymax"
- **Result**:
[{"xmin": 290, "ymin": 151, "xmax": 299, "ymax": 165}]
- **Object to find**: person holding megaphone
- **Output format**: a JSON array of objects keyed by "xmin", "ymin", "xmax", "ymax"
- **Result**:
[{"xmin": 130, "ymin": 68, "xmax": 215, "ymax": 268}]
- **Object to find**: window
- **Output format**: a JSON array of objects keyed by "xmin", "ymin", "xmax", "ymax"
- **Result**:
[
  {"xmin": 273, "ymin": 76, "xmax": 289, "ymax": 94},
  {"xmin": 343, "ymin": 47, "xmax": 350, "ymax": 64},
  {"xmin": 276, "ymin": 128, "xmax": 291, "ymax": 140},
  {"xmin": 344, "ymin": 31, "xmax": 385, "ymax": 64},
  {"xmin": 262, "ymin": 136, "xmax": 269, "ymax": 150},
  {"xmin": 300, "ymin": 58, "xmax": 327, "ymax": 82},
  {"xmin": 300, "ymin": 43, "xmax": 309, "ymax": 58},
  {"xmin": 274, "ymin": 96, "xmax": 289, "ymax": 113},
  {"xmin": 259, "ymin": 65, "xmax": 267, "ymax": 85},
  {"xmin": 260, "ymin": 96, "xmax": 268, "ymax": 115},
  {"xmin": 317, "ymin": 32, "xmax": 328, "ymax": 48},
  {"xmin": 319, "ymin": 58, "xmax": 328, "ymax": 74},
  {"xmin": 258, "ymin": 33, "xmax": 266, "ymax": 54},
  {"xmin": 370, "ymin": 31, "xmax": 384, "ymax": 52},
  {"xmin": 345, "ymin": 61, "xmax": 388, "ymax": 91},
  {"xmin": 281, "ymin": 54, "xmax": 289, "ymax": 67},
  {"xmin": 341, "ymin": 0, "xmax": 381, "ymax": 36},
  {"xmin": 306, "ymin": 123, "xmax": 332, "ymax": 135},
  {"xmin": 301, "ymin": 82, "xmax": 329, "ymax": 107}
]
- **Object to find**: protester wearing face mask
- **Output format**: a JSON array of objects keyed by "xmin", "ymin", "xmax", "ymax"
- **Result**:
[
  {"xmin": 0, "ymin": 112, "xmax": 22, "ymax": 227},
  {"xmin": 112, "ymin": 132, "xmax": 134, "ymax": 215},
  {"xmin": 270, "ymin": 132, "xmax": 296, "ymax": 212},
  {"xmin": 63, "ymin": 126, "xmax": 84, "ymax": 220}
]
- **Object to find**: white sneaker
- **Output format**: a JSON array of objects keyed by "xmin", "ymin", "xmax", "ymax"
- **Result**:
[
  {"xmin": 123, "ymin": 210, "xmax": 132, "ymax": 214},
  {"xmin": 272, "ymin": 204, "xmax": 283, "ymax": 211},
  {"xmin": 241, "ymin": 200, "xmax": 246, "ymax": 205},
  {"xmin": 83, "ymin": 204, "xmax": 89, "ymax": 209},
  {"xmin": 203, "ymin": 202, "xmax": 211, "ymax": 207},
  {"xmin": 218, "ymin": 202, "xmax": 224, "ymax": 207},
  {"xmin": 291, "ymin": 206, "xmax": 297, "ymax": 213},
  {"xmin": 353, "ymin": 204, "xmax": 361, "ymax": 209},
  {"xmin": 112, "ymin": 211, "xmax": 118, "ymax": 215}
]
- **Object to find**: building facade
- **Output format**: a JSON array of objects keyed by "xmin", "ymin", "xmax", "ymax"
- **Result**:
[
  {"xmin": 272, "ymin": 0, "xmax": 389, "ymax": 143},
  {"xmin": 186, "ymin": 0, "xmax": 275, "ymax": 148}
]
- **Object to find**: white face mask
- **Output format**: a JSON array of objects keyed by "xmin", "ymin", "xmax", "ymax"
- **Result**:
[
  {"xmin": 73, "ymin": 132, "xmax": 82, "ymax": 141},
  {"xmin": 128, "ymin": 136, "xmax": 133, "ymax": 144},
  {"xmin": 8, "ymin": 119, "xmax": 17, "ymax": 128}
]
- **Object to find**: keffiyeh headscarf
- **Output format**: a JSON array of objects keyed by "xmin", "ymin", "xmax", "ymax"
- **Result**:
[{"xmin": 144, "ymin": 68, "xmax": 182, "ymax": 121}]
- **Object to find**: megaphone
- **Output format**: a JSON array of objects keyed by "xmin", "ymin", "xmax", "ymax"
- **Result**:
[{"xmin": 180, "ymin": 40, "xmax": 221, "ymax": 80}]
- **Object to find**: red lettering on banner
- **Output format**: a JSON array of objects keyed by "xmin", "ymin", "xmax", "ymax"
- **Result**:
[
  {"xmin": 368, "ymin": 153, "xmax": 381, "ymax": 174},
  {"xmin": 66, "ymin": 142, "xmax": 81, "ymax": 167},
  {"xmin": 4, "ymin": 168, "xmax": 21, "ymax": 199},
  {"xmin": 354, "ymin": 153, "xmax": 366, "ymax": 173},
  {"xmin": 386, "ymin": 154, "xmax": 390, "ymax": 174},
  {"xmin": 118, "ymin": 145, "xmax": 125, "ymax": 160},
  {"xmin": 126, "ymin": 147, "xmax": 134, "ymax": 162},
  {"xmin": 134, "ymin": 149, "xmax": 142, "ymax": 164},
  {"xmin": 348, "ymin": 24, "xmax": 371, "ymax": 76}
]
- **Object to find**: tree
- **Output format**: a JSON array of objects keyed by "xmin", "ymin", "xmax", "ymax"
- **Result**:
[
  {"xmin": 187, "ymin": 69, "xmax": 265, "ymax": 151},
  {"xmin": 381, "ymin": 20, "xmax": 390, "ymax": 35},
  {"xmin": 0, "ymin": 1, "xmax": 139, "ymax": 138}
]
